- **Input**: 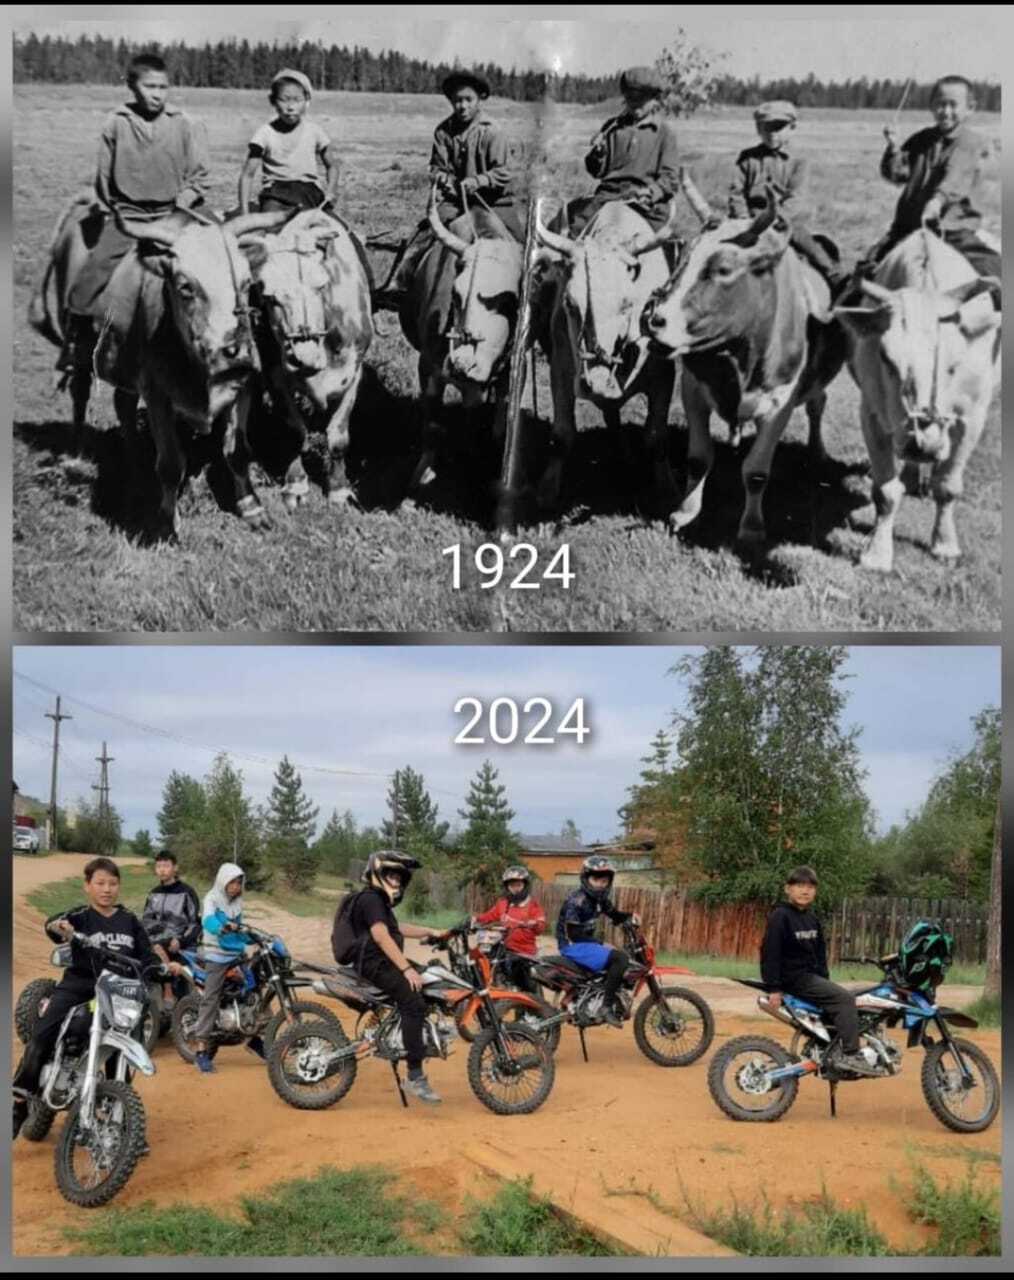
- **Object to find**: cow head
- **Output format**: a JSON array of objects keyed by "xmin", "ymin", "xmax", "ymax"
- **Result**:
[
  {"xmin": 834, "ymin": 277, "xmax": 1000, "ymax": 463},
  {"xmin": 535, "ymin": 201, "xmax": 680, "ymax": 400},
  {"xmin": 428, "ymin": 193, "xmax": 522, "ymax": 389},
  {"xmin": 644, "ymin": 188, "xmax": 791, "ymax": 356},
  {"xmin": 117, "ymin": 210, "xmax": 259, "ymax": 423}
]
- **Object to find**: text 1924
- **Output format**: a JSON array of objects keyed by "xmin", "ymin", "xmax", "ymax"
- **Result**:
[{"xmin": 442, "ymin": 543, "xmax": 574, "ymax": 590}]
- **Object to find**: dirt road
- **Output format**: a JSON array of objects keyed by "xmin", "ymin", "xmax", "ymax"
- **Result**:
[{"xmin": 12, "ymin": 857, "xmax": 1001, "ymax": 1256}]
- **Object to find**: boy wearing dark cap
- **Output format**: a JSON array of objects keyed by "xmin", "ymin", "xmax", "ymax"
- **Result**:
[
  {"xmin": 760, "ymin": 867, "xmax": 876, "ymax": 1077},
  {"xmin": 375, "ymin": 69, "xmax": 520, "ymax": 309},
  {"xmin": 567, "ymin": 66, "xmax": 679, "ymax": 234},
  {"xmin": 729, "ymin": 101, "xmax": 847, "ymax": 292}
]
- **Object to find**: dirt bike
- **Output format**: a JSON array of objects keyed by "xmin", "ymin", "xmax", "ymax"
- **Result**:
[
  {"xmin": 170, "ymin": 924, "xmax": 341, "ymax": 1064},
  {"xmin": 441, "ymin": 921, "xmax": 562, "ymax": 1050},
  {"xmin": 16, "ymin": 940, "xmax": 164, "ymax": 1055},
  {"xmin": 529, "ymin": 920, "xmax": 715, "ymax": 1066},
  {"xmin": 708, "ymin": 954, "xmax": 999, "ymax": 1132},
  {"xmin": 267, "ymin": 930, "xmax": 556, "ymax": 1116},
  {"xmin": 15, "ymin": 933, "xmax": 173, "ymax": 1207},
  {"xmin": 141, "ymin": 920, "xmax": 199, "ymax": 1036}
]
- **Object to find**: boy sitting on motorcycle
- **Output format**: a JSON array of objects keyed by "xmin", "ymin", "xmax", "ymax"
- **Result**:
[
  {"xmin": 13, "ymin": 856, "xmax": 183, "ymax": 1139},
  {"xmin": 191, "ymin": 861, "xmax": 259, "ymax": 1074},
  {"xmin": 556, "ymin": 856, "xmax": 638, "ymax": 1029},
  {"xmin": 333, "ymin": 850, "xmax": 448, "ymax": 1104},
  {"xmin": 760, "ymin": 866, "xmax": 877, "ymax": 1077},
  {"xmin": 472, "ymin": 865, "xmax": 546, "ymax": 994},
  {"xmin": 142, "ymin": 849, "xmax": 201, "ymax": 1010}
]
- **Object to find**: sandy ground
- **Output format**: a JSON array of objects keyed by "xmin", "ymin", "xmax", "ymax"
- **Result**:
[{"xmin": 12, "ymin": 855, "xmax": 1002, "ymax": 1257}]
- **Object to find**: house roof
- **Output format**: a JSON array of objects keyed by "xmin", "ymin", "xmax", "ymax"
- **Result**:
[{"xmin": 519, "ymin": 834, "xmax": 592, "ymax": 855}]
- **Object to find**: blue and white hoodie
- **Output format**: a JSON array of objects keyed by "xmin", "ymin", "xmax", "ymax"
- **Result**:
[{"xmin": 201, "ymin": 862, "xmax": 253, "ymax": 964}]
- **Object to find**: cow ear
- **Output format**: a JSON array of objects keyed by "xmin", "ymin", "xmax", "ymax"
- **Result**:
[
  {"xmin": 832, "ymin": 304, "xmax": 892, "ymax": 336},
  {"xmin": 956, "ymin": 293, "xmax": 1001, "ymax": 338}
]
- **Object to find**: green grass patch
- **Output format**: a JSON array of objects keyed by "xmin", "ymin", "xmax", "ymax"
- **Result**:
[
  {"xmin": 26, "ymin": 864, "xmax": 157, "ymax": 921},
  {"xmin": 962, "ymin": 993, "xmax": 1000, "ymax": 1027},
  {"xmin": 687, "ymin": 1189, "xmax": 892, "ymax": 1258},
  {"xmin": 64, "ymin": 1166, "xmax": 434, "ymax": 1257},
  {"xmin": 905, "ymin": 1164, "xmax": 1000, "ymax": 1257},
  {"xmin": 460, "ymin": 1178, "xmax": 618, "ymax": 1257},
  {"xmin": 657, "ymin": 950, "xmax": 986, "ymax": 987}
]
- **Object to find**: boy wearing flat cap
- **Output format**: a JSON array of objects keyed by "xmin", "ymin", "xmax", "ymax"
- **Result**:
[
  {"xmin": 238, "ymin": 68, "xmax": 339, "ymax": 215},
  {"xmin": 729, "ymin": 100, "xmax": 847, "ymax": 292},
  {"xmin": 568, "ymin": 66, "xmax": 679, "ymax": 233},
  {"xmin": 376, "ymin": 69, "xmax": 520, "ymax": 308}
]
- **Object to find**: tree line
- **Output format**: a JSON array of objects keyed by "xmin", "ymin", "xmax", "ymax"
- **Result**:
[{"xmin": 13, "ymin": 34, "xmax": 1000, "ymax": 111}]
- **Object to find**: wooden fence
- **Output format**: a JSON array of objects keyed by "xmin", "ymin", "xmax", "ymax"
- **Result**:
[{"xmin": 830, "ymin": 896, "xmax": 988, "ymax": 966}]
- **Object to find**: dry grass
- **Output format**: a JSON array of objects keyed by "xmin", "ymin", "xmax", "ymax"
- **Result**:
[{"xmin": 13, "ymin": 87, "xmax": 1001, "ymax": 632}]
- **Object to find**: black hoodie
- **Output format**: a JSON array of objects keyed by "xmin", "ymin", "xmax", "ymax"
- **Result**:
[{"xmin": 760, "ymin": 902, "xmax": 829, "ymax": 988}]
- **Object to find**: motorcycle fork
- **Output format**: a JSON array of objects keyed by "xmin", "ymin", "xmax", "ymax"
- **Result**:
[
  {"xmin": 933, "ymin": 1018, "xmax": 975, "ymax": 1087},
  {"xmin": 79, "ymin": 1006, "xmax": 105, "ymax": 1129}
]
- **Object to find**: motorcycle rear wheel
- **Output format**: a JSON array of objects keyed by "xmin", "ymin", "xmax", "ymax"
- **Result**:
[
  {"xmin": 708, "ymin": 1035, "xmax": 799, "ymax": 1122},
  {"xmin": 54, "ymin": 1080, "xmax": 146, "ymax": 1208},
  {"xmin": 268, "ymin": 1019, "xmax": 358, "ymax": 1110},
  {"xmin": 467, "ymin": 1024, "xmax": 555, "ymax": 1115},
  {"xmin": 15, "ymin": 978, "xmax": 57, "ymax": 1045},
  {"xmin": 263, "ymin": 1001, "xmax": 344, "ymax": 1055},
  {"xmin": 20, "ymin": 1098, "xmax": 57, "ymax": 1143}
]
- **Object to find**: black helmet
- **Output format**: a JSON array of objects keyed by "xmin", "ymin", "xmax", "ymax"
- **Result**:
[
  {"xmin": 363, "ymin": 850, "xmax": 420, "ymax": 907},
  {"xmin": 898, "ymin": 920, "xmax": 953, "ymax": 991},
  {"xmin": 501, "ymin": 864, "xmax": 531, "ymax": 906},
  {"xmin": 580, "ymin": 854, "xmax": 616, "ymax": 901}
]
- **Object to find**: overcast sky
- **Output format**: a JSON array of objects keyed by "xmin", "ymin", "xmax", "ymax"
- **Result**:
[
  {"xmin": 12, "ymin": 645, "xmax": 999, "ymax": 846},
  {"xmin": 13, "ymin": 6, "xmax": 1005, "ymax": 83}
]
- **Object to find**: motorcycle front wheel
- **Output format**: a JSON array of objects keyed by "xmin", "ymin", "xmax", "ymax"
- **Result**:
[
  {"xmin": 467, "ymin": 1024, "xmax": 555, "ymax": 1115},
  {"xmin": 494, "ymin": 998, "xmax": 563, "ymax": 1053},
  {"xmin": 921, "ymin": 1037, "xmax": 999, "ymax": 1134},
  {"xmin": 634, "ymin": 986, "xmax": 714, "ymax": 1066},
  {"xmin": 267, "ymin": 1019, "xmax": 358, "ymax": 1110},
  {"xmin": 54, "ymin": 1080, "xmax": 147, "ymax": 1208}
]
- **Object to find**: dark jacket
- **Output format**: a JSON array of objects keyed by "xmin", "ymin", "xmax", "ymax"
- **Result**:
[
  {"xmin": 760, "ymin": 902, "xmax": 829, "ymax": 988},
  {"xmin": 45, "ymin": 903, "xmax": 159, "ymax": 988},
  {"xmin": 882, "ymin": 123, "xmax": 991, "ymax": 235},
  {"xmin": 141, "ymin": 878, "xmax": 202, "ymax": 950},
  {"xmin": 556, "ymin": 888, "xmax": 631, "ymax": 948}
]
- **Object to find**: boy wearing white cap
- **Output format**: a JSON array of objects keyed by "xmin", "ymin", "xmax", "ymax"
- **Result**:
[
  {"xmin": 238, "ymin": 68, "xmax": 339, "ymax": 215},
  {"xmin": 729, "ymin": 100, "xmax": 847, "ymax": 291}
]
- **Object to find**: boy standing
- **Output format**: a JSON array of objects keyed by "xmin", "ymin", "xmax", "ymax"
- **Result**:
[
  {"xmin": 760, "ymin": 866, "xmax": 875, "ymax": 1076},
  {"xmin": 473, "ymin": 865, "xmax": 546, "ymax": 993},
  {"xmin": 61, "ymin": 52, "xmax": 210, "ymax": 369},
  {"xmin": 876, "ymin": 74, "xmax": 998, "ymax": 283},
  {"xmin": 555, "ymin": 856, "xmax": 637, "ymax": 1029},
  {"xmin": 728, "ymin": 100, "xmax": 847, "ymax": 291},
  {"xmin": 13, "ymin": 857, "xmax": 181, "ymax": 1139},
  {"xmin": 238, "ymin": 69, "xmax": 339, "ymax": 216}
]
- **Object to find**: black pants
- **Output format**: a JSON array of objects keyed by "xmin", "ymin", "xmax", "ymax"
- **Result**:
[
  {"xmin": 500, "ymin": 952, "xmax": 538, "ymax": 995},
  {"xmin": 360, "ymin": 956, "xmax": 427, "ymax": 1072},
  {"xmin": 785, "ymin": 973, "xmax": 859, "ymax": 1053},
  {"xmin": 259, "ymin": 180, "xmax": 327, "ymax": 214},
  {"xmin": 13, "ymin": 979, "xmax": 94, "ymax": 1097},
  {"xmin": 601, "ymin": 950, "xmax": 631, "ymax": 1003}
]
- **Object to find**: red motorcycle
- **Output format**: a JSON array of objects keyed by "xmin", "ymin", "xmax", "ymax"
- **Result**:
[{"xmin": 530, "ymin": 920, "xmax": 714, "ymax": 1066}]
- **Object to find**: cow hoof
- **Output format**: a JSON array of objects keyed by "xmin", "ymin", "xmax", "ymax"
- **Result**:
[
  {"xmin": 282, "ymin": 481, "xmax": 310, "ymax": 512},
  {"xmin": 859, "ymin": 548, "xmax": 893, "ymax": 574},
  {"xmin": 237, "ymin": 497, "xmax": 271, "ymax": 531},
  {"xmin": 930, "ymin": 542, "xmax": 961, "ymax": 563},
  {"xmin": 735, "ymin": 532, "xmax": 767, "ymax": 568},
  {"xmin": 327, "ymin": 487, "xmax": 359, "ymax": 509},
  {"xmin": 668, "ymin": 509, "xmax": 697, "ymax": 535}
]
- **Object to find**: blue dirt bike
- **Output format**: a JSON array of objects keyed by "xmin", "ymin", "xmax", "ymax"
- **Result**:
[
  {"xmin": 708, "ymin": 952, "xmax": 998, "ymax": 1133},
  {"xmin": 170, "ymin": 925, "xmax": 340, "ymax": 1064}
]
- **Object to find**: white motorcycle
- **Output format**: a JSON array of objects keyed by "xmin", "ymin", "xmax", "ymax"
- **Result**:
[{"xmin": 18, "ymin": 932, "xmax": 172, "ymax": 1207}]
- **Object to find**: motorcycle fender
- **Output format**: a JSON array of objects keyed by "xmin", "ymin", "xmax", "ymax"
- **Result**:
[
  {"xmin": 488, "ymin": 987, "xmax": 541, "ymax": 1010},
  {"xmin": 653, "ymin": 965, "xmax": 695, "ymax": 976},
  {"xmin": 102, "ymin": 1030, "xmax": 155, "ymax": 1076},
  {"xmin": 938, "ymin": 1008, "xmax": 979, "ymax": 1029}
]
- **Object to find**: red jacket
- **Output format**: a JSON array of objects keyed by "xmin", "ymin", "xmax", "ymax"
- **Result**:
[{"xmin": 474, "ymin": 896, "xmax": 545, "ymax": 957}]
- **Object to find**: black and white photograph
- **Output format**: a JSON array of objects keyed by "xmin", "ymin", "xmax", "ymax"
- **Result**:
[{"xmin": 10, "ymin": 9, "xmax": 1002, "ymax": 631}]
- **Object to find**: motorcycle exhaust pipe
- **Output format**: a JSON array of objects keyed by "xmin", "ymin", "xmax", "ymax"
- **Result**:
[{"xmin": 757, "ymin": 995, "xmax": 799, "ymax": 1029}]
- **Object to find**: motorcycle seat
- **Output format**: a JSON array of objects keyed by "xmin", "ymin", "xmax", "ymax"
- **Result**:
[
  {"xmin": 783, "ymin": 995, "xmax": 822, "ymax": 1015},
  {"xmin": 319, "ymin": 973, "xmax": 386, "ymax": 1001},
  {"xmin": 540, "ymin": 954, "xmax": 591, "ymax": 975}
]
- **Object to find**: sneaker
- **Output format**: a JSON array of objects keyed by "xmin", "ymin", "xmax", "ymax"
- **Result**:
[
  {"xmin": 194, "ymin": 1051, "xmax": 217, "ymax": 1075},
  {"xmin": 245, "ymin": 1036, "xmax": 266, "ymax": 1061},
  {"xmin": 13, "ymin": 1100, "xmax": 28, "ymax": 1141},
  {"xmin": 601, "ymin": 1007, "xmax": 624, "ymax": 1030},
  {"xmin": 402, "ymin": 1074, "xmax": 442, "ymax": 1105},
  {"xmin": 835, "ymin": 1050, "xmax": 879, "ymax": 1077}
]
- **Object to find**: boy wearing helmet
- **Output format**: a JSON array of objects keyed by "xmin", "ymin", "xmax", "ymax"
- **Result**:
[
  {"xmin": 555, "ymin": 856, "xmax": 638, "ymax": 1029},
  {"xmin": 473, "ymin": 865, "xmax": 546, "ymax": 993},
  {"xmin": 337, "ymin": 850, "xmax": 447, "ymax": 1104},
  {"xmin": 238, "ymin": 68, "xmax": 340, "ymax": 215},
  {"xmin": 760, "ymin": 866, "xmax": 876, "ymax": 1077}
]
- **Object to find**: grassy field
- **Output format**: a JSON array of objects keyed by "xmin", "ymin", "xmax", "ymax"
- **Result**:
[{"xmin": 13, "ymin": 87, "xmax": 1001, "ymax": 632}]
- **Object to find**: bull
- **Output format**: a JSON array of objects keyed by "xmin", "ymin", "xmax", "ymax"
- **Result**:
[
  {"xmin": 532, "ymin": 200, "xmax": 680, "ymax": 512},
  {"xmin": 400, "ymin": 188, "xmax": 523, "ymax": 495},
  {"xmin": 233, "ymin": 208, "xmax": 374, "ymax": 509},
  {"xmin": 832, "ymin": 229, "xmax": 1000, "ymax": 572},
  {"xmin": 644, "ymin": 180, "xmax": 847, "ymax": 562}
]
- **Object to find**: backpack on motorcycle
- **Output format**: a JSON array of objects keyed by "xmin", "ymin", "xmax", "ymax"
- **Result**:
[
  {"xmin": 898, "ymin": 920, "xmax": 954, "ymax": 991},
  {"xmin": 330, "ymin": 890, "xmax": 370, "ymax": 970}
]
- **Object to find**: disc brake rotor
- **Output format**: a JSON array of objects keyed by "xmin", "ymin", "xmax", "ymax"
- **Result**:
[{"xmin": 734, "ymin": 1058, "xmax": 772, "ymax": 1095}]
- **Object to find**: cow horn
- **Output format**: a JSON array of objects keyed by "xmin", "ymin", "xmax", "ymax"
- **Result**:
[
  {"xmin": 632, "ymin": 200, "xmax": 681, "ymax": 256},
  {"xmin": 226, "ymin": 210, "xmax": 291, "ymax": 237},
  {"xmin": 427, "ymin": 187, "xmax": 469, "ymax": 257},
  {"xmin": 743, "ymin": 185, "xmax": 780, "ymax": 242},
  {"xmin": 114, "ymin": 210, "xmax": 179, "ymax": 248},
  {"xmin": 860, "ymin": 278, "xmax": 894, "ymax": 303},
  {"xmin": 680, "ymin": 167, "xmax": 714, "ymax": 224},
  {"xmin": 943, "ymin": 278, "xmax": 994, "ymax": 305},
  {"xmin": 534, "ymin": 202, "xmax": 579, "ymax": 260}
]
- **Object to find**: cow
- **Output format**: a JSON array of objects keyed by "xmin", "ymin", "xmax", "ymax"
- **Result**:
[
  {"xmin": 531, "ymin": 200, "xmax": 681, "ymax": 512},
  {"xmin": 831, "ymin": 228, "xmax": 1000, "ymax": 572},
  {"xmin": 643, "ymin": 178, "xmax": 847, "ymax": 563},
  {"xmin": 233, "ymin": 208, "xmax": 374, "ymax": 509},
  {"xmin": 399, "ymin": 188, "xmax": 523, "ymax": 495},
  {"xmin": 92, "ymin": 208, "xmax": 266, "ymax": 539}
]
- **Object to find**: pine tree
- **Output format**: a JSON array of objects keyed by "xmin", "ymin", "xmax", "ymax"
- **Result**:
[
  {"xmin": 133, "ymin": 829, "xmax": 155, "ymax": 860},
  {"xmin": 453, "ymin": 760, "xmax": 521, "ymax": 893},
  {"xmin": 156, "ymin": 770, "xmax": 206, "ymax": 853},
  {"xmin": 176, "ymin": 753, "xmax": 267, "ymax": 889},
  {"xmin": 265, "ymin": 756, "xmax": 319, "ymax": 892},
  {"xmin": 381, "ymin": 766, "xmax": 449, "ymax": 859}
]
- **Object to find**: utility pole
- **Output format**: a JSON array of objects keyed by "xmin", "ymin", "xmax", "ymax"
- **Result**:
[
  {"xmin": 45, "ymin": 697, "xmax": 72, "ymax": 850},
  {"xmin": 92, "ymin": 741, "xmax": 114, "ymax": 819}
]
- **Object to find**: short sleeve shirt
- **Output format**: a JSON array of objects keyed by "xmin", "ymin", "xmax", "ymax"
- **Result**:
[
  {"xmin": 350, "ymin": 888, "xmax": 404, "ymax": 968},
  {"xmin": 249, "ymin": 118, "xmax": 331, "ymax": 188}
]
